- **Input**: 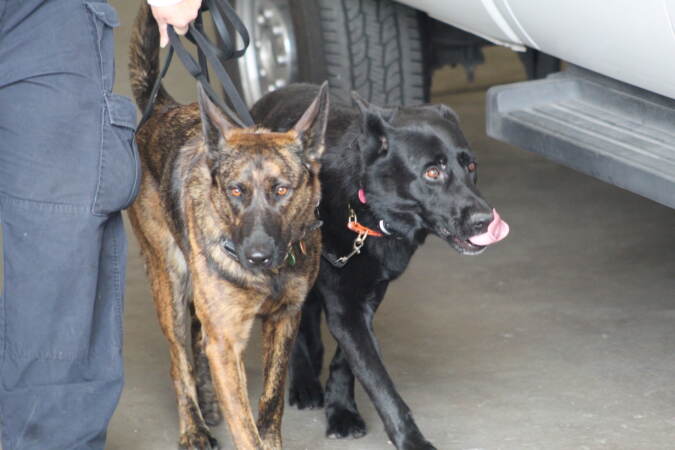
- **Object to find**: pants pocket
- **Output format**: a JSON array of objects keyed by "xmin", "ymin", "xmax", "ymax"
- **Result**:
[
  {"xmin": 84, "ymin": 1, "xmax": 119, "ymax": 92},
  {"xmin": 92, "ymin": 94, "xmax": 141, "ymax": 215}
]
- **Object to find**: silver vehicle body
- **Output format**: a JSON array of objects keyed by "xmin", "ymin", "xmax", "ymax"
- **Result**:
[{"xmin": 397, "ymin": 0, "xmax": 675, "ymax": 100}]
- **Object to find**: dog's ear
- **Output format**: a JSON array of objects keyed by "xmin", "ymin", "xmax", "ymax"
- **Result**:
[
  {"xmin": 292, "ymin": 81, "xmax": 330, "ymax": 169},
  {"xmin": 352, "ymin": 91, "xmax": 395, "ymax": 156},
  {"xmin": 352, "ymin": 91, "xmax": 396, "ymax": 126},
  {"xmin": 422, "ymin": 103, "xmax": 460, "ymax": 124},
  {"xmin": 196, "ymin": 82, "xmax": 240, "ymax": 151}
]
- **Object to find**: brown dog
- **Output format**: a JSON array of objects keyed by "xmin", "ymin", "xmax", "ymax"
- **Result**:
[{"xmin": 128, "ymin": 5, "xmax": 328, "ymax": 449}]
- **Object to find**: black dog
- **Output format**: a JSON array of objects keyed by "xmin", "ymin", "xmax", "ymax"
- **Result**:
[{"xmin": 251, "ymin": 84, "xmax": 508, "ymax": 450}]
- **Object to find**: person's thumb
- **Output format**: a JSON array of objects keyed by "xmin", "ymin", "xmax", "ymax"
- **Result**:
[{"xmin": 158, "ymin": 22, "xmax": 169, "ymax": 48}]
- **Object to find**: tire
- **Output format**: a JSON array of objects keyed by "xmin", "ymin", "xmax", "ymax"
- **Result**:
[
  {"xmin": 226, "ymin": 0, "xmax": 429, "ymax": 107},
  {"xmin": 290, "ymin": 0, "xmax": 429, "ymax": 105}
]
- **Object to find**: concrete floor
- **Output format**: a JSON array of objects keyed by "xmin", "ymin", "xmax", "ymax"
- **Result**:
[{"xmin": 6, "ymin": 2, "xmax": 675, "ymax": 449}]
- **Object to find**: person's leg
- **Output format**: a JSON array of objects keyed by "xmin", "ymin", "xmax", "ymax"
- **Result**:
[
  {"xmin": 0, "ymin": 204, "xmax": 127, "ymax": 450},
  {"xmin": 0, "ymin": 1, "xmax": 139, "ymax": 448}
]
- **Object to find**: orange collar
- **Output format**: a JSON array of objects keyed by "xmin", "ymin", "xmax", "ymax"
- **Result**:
[
  {"xmin": 347, "ymin": 220, "xmax": 383, "ymax": 237},
  {"xmin": 347, "ymin": 206, "xmax": 383, "ymax": 237}
]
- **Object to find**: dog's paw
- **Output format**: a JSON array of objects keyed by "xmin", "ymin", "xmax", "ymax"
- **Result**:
[
  {"xmin": 261, "ymin": 435, "xmax": 282, "ymax": 450},
  {"xmin": 400, "ymin": 434, "xmax": 436, "ymax": 450},
  {"xmin": 406, "ymin": 442, "xmax": 436, "ymax": 450},
  {"xmin": 178, "ymin": 427, "xmax": 219, "ymax": 450},
  {"xmin": 325, "ymin": 407, "xmax": 367, "ymax": 439},
  {"xmin": 288, "ymin": 377, "xmax": 324, "ymax": 409}
]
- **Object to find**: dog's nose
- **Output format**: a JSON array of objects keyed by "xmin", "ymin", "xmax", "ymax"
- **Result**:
[
  {"xmin": 245, "ymin": 247, "xmax": 273, "ymax": 267},
  {"xmin": 468, "ymin": 211, "xmax": 493, "ymax": 235}
]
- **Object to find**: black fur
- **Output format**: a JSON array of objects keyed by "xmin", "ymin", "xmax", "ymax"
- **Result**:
[{"xmin": 252, "ymin": 84, "xmax": 497, "ymax": 450}]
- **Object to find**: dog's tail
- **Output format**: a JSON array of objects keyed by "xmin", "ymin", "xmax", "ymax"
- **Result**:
[{"xmin": 129, "ymin": 4, "xmax": 175, "ymax": 114}]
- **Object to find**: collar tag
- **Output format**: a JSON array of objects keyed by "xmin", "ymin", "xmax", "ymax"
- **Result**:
[{"xmin": 285, "ymin": 248, "xmax": 297, "ymax": 266}]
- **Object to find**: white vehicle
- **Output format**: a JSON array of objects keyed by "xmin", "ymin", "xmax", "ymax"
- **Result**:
[{"xmin": 228, "ymin": 0, "xmax": 675, "ymax": 208}]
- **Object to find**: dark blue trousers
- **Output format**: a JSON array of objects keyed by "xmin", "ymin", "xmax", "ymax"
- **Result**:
[{"xmin": 0, "ymin": 0, "xmax": 139, "ymax": 448}]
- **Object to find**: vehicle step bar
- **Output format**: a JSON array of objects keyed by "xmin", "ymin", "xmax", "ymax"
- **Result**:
[{"xmin": 487, "ymin": 65, "xmax": 675, "ymax": 209}]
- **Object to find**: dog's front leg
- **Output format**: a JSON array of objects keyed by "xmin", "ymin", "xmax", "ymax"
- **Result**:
[
  {"xmin": 143, "ymin": 254, "xmax": 217, "ymax": 449},
  {"xmin": 257, "ymin": 309, "xmax": 301, "ymax": 449},
  {"xmin": 197, "ymin": 307, "xmax": 263, "ymax": 450},
  {"xmin": 289, "ymin": 289, "xmax": 325, "ymax": 410},
  {"xmin": 324, "ymin": 300, "xmax": 436, "ymax": 450}
]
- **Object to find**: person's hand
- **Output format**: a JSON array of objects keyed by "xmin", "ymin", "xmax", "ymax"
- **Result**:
[{"xmin": 150, "ymin": 0, "xmax": 203, "ymax": 48}]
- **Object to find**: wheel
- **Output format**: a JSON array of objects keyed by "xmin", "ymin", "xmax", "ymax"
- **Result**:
[
  {"xmin": 227, "ymin": 0, "xmax": 298, "ymax": 106},
  {"xmin": 228, "ymin": 0, "xmax": 429, "ymax": 106}
]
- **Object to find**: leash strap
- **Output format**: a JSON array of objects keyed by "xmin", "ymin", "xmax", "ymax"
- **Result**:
[
  {"xmin": 139, "ymin": 0, "xmax": 254, "ymax": 129},
  {"xmin": 192, "ymin": 12, "xmax": 209, "ymax": 83},
  {"xmin": 179, "ymin": 23, "xmax": 253, "ymax": 126},
  {"xmin": 205, "ymin": 0, "xmax": 249, "ymax": 59}
]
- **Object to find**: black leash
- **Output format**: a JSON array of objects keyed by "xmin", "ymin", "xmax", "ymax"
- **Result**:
[{"xmin": 139, "ymin": 0, "xmax": 255, "ymax": 129}]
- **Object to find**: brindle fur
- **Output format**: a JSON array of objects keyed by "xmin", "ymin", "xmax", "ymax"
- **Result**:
[{"xmin": 128, "ymin": 5, "xmax": 328, "ymax": 449}]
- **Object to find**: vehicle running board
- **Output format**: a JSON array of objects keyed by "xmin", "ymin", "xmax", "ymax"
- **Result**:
[{"xmin": 487, "ymin": 65, "xmax": 675, "ymax": 209}]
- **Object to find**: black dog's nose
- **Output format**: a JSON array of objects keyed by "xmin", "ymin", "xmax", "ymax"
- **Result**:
[
  {"xmin": 245, "ymin": 248, "xmax": 273, "ymax": 267},
  {"xmin": 468, "ymin": 211, "xmax": 493, "ymax": 235}
]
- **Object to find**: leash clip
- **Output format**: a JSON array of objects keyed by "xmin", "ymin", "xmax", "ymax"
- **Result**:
[
  {"xmin": 333, "ymin": 206, "xmax": 369, "ymax": 266},
  {"xmin": 347, "ymin": 208, "xmax": 357, "ymax": 226},
  {"xmin": 335, "ymin": 230, "xmax": 368, "ymax": 267},
  {"xmin": 321, "ymin": 205, "xmax": 381, "ymax": 268}
]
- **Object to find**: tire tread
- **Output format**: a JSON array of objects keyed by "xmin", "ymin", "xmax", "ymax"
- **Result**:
[{"xmin": 316, "ymin": 0, "xmax": 426, "ymax": 105}]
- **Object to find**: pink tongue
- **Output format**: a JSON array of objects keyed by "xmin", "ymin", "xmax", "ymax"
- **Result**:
[{"xmin": 468, "ymin": 209, "xmax": 510, "ymax": 246}]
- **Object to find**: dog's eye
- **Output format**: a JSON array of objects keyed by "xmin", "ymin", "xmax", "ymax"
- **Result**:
[
  {"xmin": 467, "ymin": 162, "xmax": 477, "ymax": 172},
  {"xmin": 425, "ymin": 167, "xmax": 441, "ymax": 180},
  {"xmin": 275, "ymin": 186, "xmax": 289, "ymax": 196},
  {"xmin": 229, "ymin": 187, "xmax": 242, "ymax": 197}
]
